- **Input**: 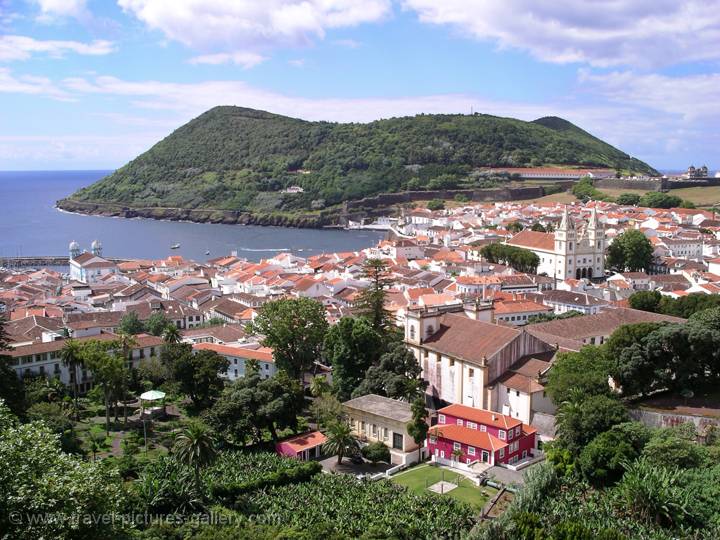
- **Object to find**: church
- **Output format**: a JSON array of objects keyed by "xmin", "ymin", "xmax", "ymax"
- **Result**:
[{"xmin": 506, "ymin": 206, "xmax": 605, "ymax": 280}]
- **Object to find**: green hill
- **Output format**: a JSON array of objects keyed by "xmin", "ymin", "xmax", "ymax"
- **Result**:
[{"xmin": 64, "ymin": 106, "xmax": 657, "ymax": 214}]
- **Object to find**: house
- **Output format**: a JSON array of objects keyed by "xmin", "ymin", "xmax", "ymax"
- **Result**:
[
  {"xmin": 427, "ymin": 404, "xmax": 537, "ymax": 468},
  {"xmin": 69, "ymin": 252, "xmax": 119, "ymax": 284},
  {"xmin": 275, "ymin": 431, "xmax": 327, "ymax": 461},
  {"xmin": 492, "ymin": 298, "xmax": 552, "ymax": 326},
  {"xmin": 343, "ymin": 394, "xmax": 426, "ymax": 465},
  {"xmin": 405, "ymin": 306, "xmax": 554, "ymax": 409},
  {"xmin": 6, "ymin": 333, "xmax": 164, "ymax": 392},
  {"xmin": 537, "ymin": 289, "xmax": 608, "ymax": 315},
  {"xmin": 507, "ymin": 206, "xmax": 605, "ymax": 280},
  {"xmin": 192, "ymin": 342, "xmax": 276, "ymax": 381}
]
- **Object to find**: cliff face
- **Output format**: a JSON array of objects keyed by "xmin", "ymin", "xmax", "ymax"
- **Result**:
[{"xmin": 56, "ymin": 199, "xmax": 329, "ymax": 228}]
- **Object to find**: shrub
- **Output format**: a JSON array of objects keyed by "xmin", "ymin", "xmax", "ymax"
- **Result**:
[
  {"xmin": 361, "ymin": 441, "xmax": 391, "ymax": 464},
  {"xmin": 427, "ymin": 199, "xmax": 445, "ymax": 211}
]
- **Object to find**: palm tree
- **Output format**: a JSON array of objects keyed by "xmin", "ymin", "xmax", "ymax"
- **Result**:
[
  {"xmin": 60, "ymin": 339, "xmax": 83, "ymax": 420},
  {"xmin": 309, "ymin": 375, "xmax": 330, "ymax": 398},
  {"xmin": 323, "ymin": 420, "xmax": 359, "ymax": 465},
  {"xmin": 162, "ymin": 324, "xmax": 182, "ymax": 345},
  {"xmin": 173, "ymin": 423, "xmax": 217, "ymax": 488},
  {"xmin": 451, "ymin": 448, "xmax": 463, "ymax": 463},
  {"xmin": 116, "ymin": 333, "xmax": 137, "ymax": 425}
]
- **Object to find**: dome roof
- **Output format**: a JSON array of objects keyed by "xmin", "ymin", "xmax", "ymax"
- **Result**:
[
  {"xmin": 91, "ymin": 239, "xmax": 102, "ymax": 249},
  {"xmin": 69, "ymin": 240, "xmax": 80, "ymax": 250}
]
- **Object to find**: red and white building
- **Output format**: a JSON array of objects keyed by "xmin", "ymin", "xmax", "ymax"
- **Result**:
[{"xmin": 427, "ymin": 404, "xmax": 537, "ymax": 468}]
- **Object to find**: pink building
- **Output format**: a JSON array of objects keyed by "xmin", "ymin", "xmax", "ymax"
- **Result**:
[
  {"xmin": 427, "ymin": 404, "xmax": 536, "ymax": 467},
  {"xmin": 275, "ymin": 431, "xmax": 327, "ymax": 461}
]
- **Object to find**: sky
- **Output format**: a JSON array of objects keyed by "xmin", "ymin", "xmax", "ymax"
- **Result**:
[{"xmin": 0, "ymin": 0, "xmax": 719, "ymax": 171}]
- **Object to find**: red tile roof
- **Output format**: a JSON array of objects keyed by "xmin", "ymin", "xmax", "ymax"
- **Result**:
[{"xmin": 438, "ymin": 403, "xmax": 523, "ymax": 430}]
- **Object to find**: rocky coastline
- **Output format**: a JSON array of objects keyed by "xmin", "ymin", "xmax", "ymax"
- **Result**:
[{"xmin": 56, "ymin": 199, "xmax": 330, "ymax": 229}]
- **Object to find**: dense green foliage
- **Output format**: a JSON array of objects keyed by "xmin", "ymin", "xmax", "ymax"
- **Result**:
[
  {"xmin": 527, "ymin": 310, "xmax": 582, "ymax": 323},
  {"xmin": 615, "ymin": 192, "xmax": 640, "ymax": 205},
  {"xmin": 629, "ymin": 290, "xmax": 720, "ymax": 318},
  {"xmin": 606, "ymin": 229, "xmax": 653, "ymax": 271},
  {"xmin": 248, "ymin": 473, "xmax": 476, "ymax": 538},
  {"xmin": 638, "ymin": 192, "xmax": 682, "ymax": 208},
  {"xmin": 250, "ymin": 297, "xmax": 328, "ymax": 379},
  {"xmin": 163, "ymin": 343, "xmax": 229, "ymax": 408},
  {"xmin": 480, "ymin": 243, "xmax": 540, "ymax": 273},
  {"xmin": 352, "ymin": 342, "xmax": 427, "ymax": 400},
  {"xmin": 68, "ymin": 107, "xmax": 655, "ymax": 213},
  {"xmin": 361, "ymin": 441, "xmax": 391, "ymax": 464}
]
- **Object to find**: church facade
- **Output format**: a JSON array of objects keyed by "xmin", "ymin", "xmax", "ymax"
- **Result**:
[{"xmin": 507, "ymin": 207, "xmax": 605, "ymax": 280}]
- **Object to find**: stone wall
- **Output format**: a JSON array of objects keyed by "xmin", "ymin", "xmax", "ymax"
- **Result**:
[
  {"xmin": 629, "ymin": 407, "xmax": 720, "ymax": 431},
  {"xmin": 344, "ymin": 186, "xmax": 546, "ymax": 211},
  {"xmin": 594, "ymin": 178, "xmax": 665, "ymax": 192}
]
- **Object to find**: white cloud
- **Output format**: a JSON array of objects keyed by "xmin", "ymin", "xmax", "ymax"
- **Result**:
[
  {"xmin": 288, "ymin": 58, "xmax": 306, "ymax": 68},
  {"xmin": 117, "ymin": 0, "xmax": 390, "ymax": 59},
  {"xmin": 0, "ymin": 67, "xmax": 72, "ymax": 99},
  {"xmin": 402, "ymin": 0, "xmax": 720, "ymax": 68},
  {"xmin": 334, "ymin": 38, "xmax": 361, "ymax": 48},
  {"xmin": 578, "ymin": 69, "xmax": 720, "ymax": 121},
  {"xmin": 0, "ymin": 35, "xmax": 115, "ymax": 62},
  {"xmin": 33, "ymin": 0, "xmax": 88, "ymax": 20},
  {"xmin": 188, "ymin": 51, "xmax": 266, "ymax": 68}
]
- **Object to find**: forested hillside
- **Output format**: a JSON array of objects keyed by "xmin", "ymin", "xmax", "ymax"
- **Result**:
[{"xmin": 64, "ymin": 106, "xmax": 656, "ymax": 214}]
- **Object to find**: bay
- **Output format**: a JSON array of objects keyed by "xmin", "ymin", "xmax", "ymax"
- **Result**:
[{"xmin": 0, "ymin": 170, "xmax": 384, "ymax": 262}]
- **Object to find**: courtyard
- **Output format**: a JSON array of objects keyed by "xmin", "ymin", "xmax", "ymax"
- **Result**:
[{"xmin": 391, "ymin": 464, "xmax": 498, "ymax": 509}]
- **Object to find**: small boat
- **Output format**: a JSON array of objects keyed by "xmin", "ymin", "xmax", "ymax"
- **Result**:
[
  {"xmin": 205, "ymin": 250, "xmax": 210, "ymax": 255},
  {"xmin": 170, "ymin": 243, "xmax": 180, "ymax": 249}
]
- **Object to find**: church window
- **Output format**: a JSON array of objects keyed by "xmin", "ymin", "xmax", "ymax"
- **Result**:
[
  {"xmin": 569, "ymin": 242, "xmax": 573, "ymax": 250},
  {"xmin": 410, "ymin": 326, "xmax": 416, "ymax": 340}
]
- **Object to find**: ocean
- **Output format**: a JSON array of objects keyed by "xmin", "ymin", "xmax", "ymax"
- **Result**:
[{"xmin": 0, "ymin": 170, "xmax": 384, "ymax": 263}]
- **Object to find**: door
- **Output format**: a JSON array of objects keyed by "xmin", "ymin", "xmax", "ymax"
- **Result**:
[
  {"xmin": 440, "ymin": 450, "xmax": 445, "ymax": 459},
  {"xmin": 481, "ymin": 450, "xmax": 489, "ymax": 462}
]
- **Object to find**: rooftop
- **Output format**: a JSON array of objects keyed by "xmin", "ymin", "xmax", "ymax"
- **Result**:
[{"xmin": 342, "ymin": 394, "xmax": 414, "ymax": 423}]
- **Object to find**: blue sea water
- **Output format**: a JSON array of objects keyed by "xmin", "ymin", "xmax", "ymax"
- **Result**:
[{"xmin": 0, "ymin": 170, "xmax": 384, "ymax": 262}]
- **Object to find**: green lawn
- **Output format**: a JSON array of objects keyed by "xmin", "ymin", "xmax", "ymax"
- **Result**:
[{"xmin": 391, "ymin": 464, "xmax": 497, "ymax": 509}]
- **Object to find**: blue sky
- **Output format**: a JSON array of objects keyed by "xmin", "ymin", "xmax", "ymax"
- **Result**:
[{"xmin": 1, "ymin": 0, "xmax": 719, "ymax": 171}]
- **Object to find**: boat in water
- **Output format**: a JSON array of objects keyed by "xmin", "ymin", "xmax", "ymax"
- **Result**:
[{"xmin": 170, "ymin": 243, "xmax": 180, "ymax": 249}]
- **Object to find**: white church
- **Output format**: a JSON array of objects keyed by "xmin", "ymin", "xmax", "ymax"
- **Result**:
[
  {"xmin": 68, "ymin": 240, "xmax": 119, "ymax": 284},
  {"xmin": 507, "ymin": 206, "xmax": 605, "ymax": 280}
]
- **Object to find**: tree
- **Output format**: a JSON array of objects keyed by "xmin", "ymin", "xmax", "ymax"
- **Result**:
[
  {"xmin": 323, "ymin": 421, "xmax": 359, "ymax": 465},
  {"xmin": 356, "ymin": 258, "xmax": 394, "ymax": 334},
  {"xmin": 26, "ymin": 401, "xmax": 82, "ymax": 454},
  {"xmin": 255, "ymin": 370, "xmax": 305, "ymax": 441},
  {"xmin": 146, "ymin": 312, "xmax": 170, "ymax": 336},
  {"xmin": 0, "ymin": 318, "xmax": 25, "ymax": 416},
  {"xmin": 545, "ymin": 346, "xmax": 610, "ymax": 405},
  {"xmin": 362, "ymin": 441, "xmax": 391, "ymax": 464},
  {"xmin": 628, "ymin": 290, "xmax": 662, "ymax": 312},
  {"xmin": 162, "ymin": 323, "xmax": 182, "ymax": 344},
  {"xmin": 309, "ymin": 375, "xmax": 331, "ymax": 397},
  {"xmin": 530, "ymin": 222, "xmax": 550, "ymax": 232},
  {"xmin": 323, "ymin": 317, "xmax": 383, "ymax": 400},
  {"xmin": 59, "ymin": 338, "xmax": 83, "ymax": 420},
  {"xmin": 116, "ymin": 332, "xmax": 137, "ymax": 425},
  {"xmin": 555, "ymin": 394, "xmax": 629, "ymax": 454},
  {"xmin": 578, "ymin": 422, "xmax": 650, "ymax": 487},
  {"xmin": 507, "ymin": 221, "xmax": 524, "ymax": 233},
  {"xmin": 616, "ymin": 193, "xmax": 641, "ymax": 205},
  {"xmin": 173, "ymin": 422, "xmax": 217, "ymax": 488},
  {"xmin": 250, "ymin": 297, "xmax": 328, "ymax": 380},
  {"xmin": 479, "ymin": 243, "xmax": 539, "ymax": 274},
  {"xmin": 606, "ymin": 229, "xmax": 653, "ymax": 272},
  {"xmin": 642, "ymin": 425, "xmax": 709, "ymax": 470},
  {"xmin": 638, "ymin": 192, "xmax": 683, "ymax": 209},
  {"xmin": 353, "ymin": 342, "xmax": 427, "ymax": 401},
  {"xmin": 118, "ymin": 311, "xmax": 144, "ymax": 335},
  {"xmin": 406, "ymin": 397, "xmax": 429, "ymax": 462},
  {"xmin": 0, "ymin": 401, "xmax": 126, "ymax": 539},
  {"xmin": 310, "ymin": 392, "xmax": 344, "ymax": 428},
  {"xmin": 426, "ymin": 199, "xmax": 445, "ymax": 211},
  {"xmin": 168, "ymin": 344, "xmax": 229, "ymax": 408},
  {"xmin": 80, "ymin": 339, "xmax": 126, "ymax": 434},
  {"xmin": 604, "ymin": 322, "xmax": 664, "ymax": 397}
]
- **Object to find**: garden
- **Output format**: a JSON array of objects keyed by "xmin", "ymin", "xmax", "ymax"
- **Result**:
[{"xmin": 392, "ymin": 463, "xmax": 498, "ymax": 509}]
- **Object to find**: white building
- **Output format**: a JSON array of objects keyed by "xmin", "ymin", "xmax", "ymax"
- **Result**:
[
  {"xmin": 193, "ymin": 342, "xmax": 276, "ymax": 381},
  {"xmin": 69, "ymin": 240, "xmax": 119, "ymax": 284},
  {"xmin": 507, "ymin": 206, "xmax": 605, "ymax": 281}
]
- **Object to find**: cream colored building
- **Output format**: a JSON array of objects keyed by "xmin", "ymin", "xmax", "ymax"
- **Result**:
[
  {"xmin": 507, "ymin": 206, "xmax": 605, "ymax": 280},
  {"xmin": 343, "ymin": 394, "xmax": 425, "ymax": 465}
]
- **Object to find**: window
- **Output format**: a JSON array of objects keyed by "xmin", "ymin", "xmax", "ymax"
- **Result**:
[
  {"xmin": 392, "ymin": 433, "xmax": 403, "ymax": 450},
  {"xmin": 453, "ymin": 442, "xmax": 461, "ymax": 451},
  {"xmin": 372, "ymin": 424, "xmax": 378, "ymax": 437},
  {"xmin": 438, "ymin": 414, "xmax": 446, "ymax": 424},
  {"xmin": 467, "ymin": 422, "xmax": 477, "ymax": 430},
  {"xmin": 498, "ymin": 430, "xmax": 506, "ymax": 440},
  {"xmin": 508, "ymin": 430, "xmax": 513, "ymax": 440},
  {"xmin": 468, "ymin": 446, "xmax": 475, "ymax": 456},
  {"xmin": 410, "ymin": 326, "xmax": 416, "ymax": 340},
  {"xmin": 468, "ymin": 368, "xmax": 474, "ymax": 378},
  {"xmin": 456, "ymin": 419, "xmax": 463, "ymax": 426},
  {"xmin": 515, "ymin": 390, "xmax": 520, "ymax": 397},
  {"xmin": 499, "ymin": 448, "xmax": 505, "ymax": 458},
  {"xmin": 429, "ymin": 436, "xmax": 437, "ymax": 444},
  {"xmin": 234, "ymin": 369, "xmax": 238, "ymax": 377},
  {"xmin": 480, "ymin": 424, "xmax": 487, "ymax": 432},
  {"xmin": 506, "ymin": 387, "xmax": 510, "ymax": 394},
  {"xmin": 427, "ymin": 325, "xmax": 434, "ymax": 335},
  {"xmin": 515, "ymin": 426, "xmax": 521, "ymax": 436},
  {"xmin": 449, "ymin": 359, "xmax": 455, "ymax": 367}
]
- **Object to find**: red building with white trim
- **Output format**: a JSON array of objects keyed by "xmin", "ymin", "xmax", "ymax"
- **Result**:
[{"xmin": 427, "ymin": 404, "xmax": 537, "ymax": 467}]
